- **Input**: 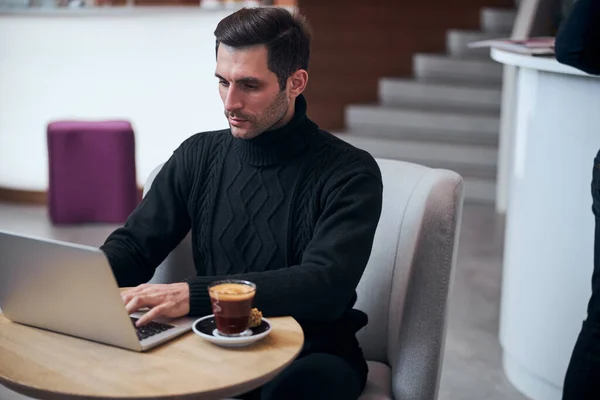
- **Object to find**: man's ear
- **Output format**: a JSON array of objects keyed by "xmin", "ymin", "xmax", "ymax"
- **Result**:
[{"xmin": 287, "ymin": 69, "xmax": 308, "ymax": 98}]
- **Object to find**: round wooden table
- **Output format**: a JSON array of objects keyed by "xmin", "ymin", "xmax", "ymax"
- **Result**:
[{"xmin": 0, "ymin": 313, "xmax": 304, "ymax": 400}]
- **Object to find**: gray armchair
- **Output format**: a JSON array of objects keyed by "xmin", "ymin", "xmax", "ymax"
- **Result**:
[{"xmin": 144, "ymin": 158, "xmax": 465, "ymax": 400}]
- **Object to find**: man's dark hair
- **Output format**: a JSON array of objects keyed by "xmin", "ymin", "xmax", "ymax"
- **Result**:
[{"xmin": 214, "ymin": 7, "xmax": 312, "ymax": 90}]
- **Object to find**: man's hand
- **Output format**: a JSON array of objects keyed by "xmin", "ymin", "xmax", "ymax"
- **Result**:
[{"xmin": 121, "ymin": 283, "xmax": 190, "ymax": 327}]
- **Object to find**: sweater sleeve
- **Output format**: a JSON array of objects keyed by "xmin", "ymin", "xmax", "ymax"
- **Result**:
[
  {"xmin": 555, "ymin": 0, "xmax": 600, "ymax": 75},
  {"xmin": 185, "ymin": 166, "xmax": 383, "ymax": 322},
  {"xmin": 100, "ymin": 146, "xmax": 192, "ymax": 287}
]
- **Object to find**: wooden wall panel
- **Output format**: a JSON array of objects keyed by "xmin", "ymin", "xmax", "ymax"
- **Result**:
[
  {"xmin": 298, "ymin": 0, "xmax": 514, "ymax": 130},
  {"xmin": 0, "ymin": 187, "xmax": 143, "ymax": 206},
  {"xmin": 0, "ymin": 188, "xmax": 46, "ymax": 205}
]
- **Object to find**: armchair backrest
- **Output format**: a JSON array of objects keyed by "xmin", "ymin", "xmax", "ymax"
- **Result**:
[{"xmin": 354, "ymin": 159, "xmax": 463, "ymax": 400}]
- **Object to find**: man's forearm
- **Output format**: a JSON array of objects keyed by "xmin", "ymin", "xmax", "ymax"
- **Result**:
[
  {"xmin": 184, "ymin": 262, "xmax": 366, "ymax": 320},
  {"xmin": 101, "ymin": 232, "xmax": 157, "ymax": 287},
  {"xmin": 101, "ymin": 148, "xmax": 192, "ymax": 287}
]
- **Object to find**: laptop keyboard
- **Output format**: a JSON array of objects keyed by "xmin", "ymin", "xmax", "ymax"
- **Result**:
[{"xmin": 130, "ymin": 317, "xmax": 175, "ymax": 341}]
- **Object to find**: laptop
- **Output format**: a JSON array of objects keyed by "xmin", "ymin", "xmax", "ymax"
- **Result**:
[{"xmin": 0, "ymin": 230, "xmax": 195, "ymax": 352}]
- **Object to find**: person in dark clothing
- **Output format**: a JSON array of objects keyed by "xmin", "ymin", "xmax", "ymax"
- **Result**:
[
  {"xmin": 99, "ymin": 7, "xmax": 383, "ymax": 400},
  {"xmin": 555, "ymin": 0, "xmax": 600, "ymax": 398},
  {"xmin": 555, "ymin": 0, "xmax": 600, "ymax": 75}
]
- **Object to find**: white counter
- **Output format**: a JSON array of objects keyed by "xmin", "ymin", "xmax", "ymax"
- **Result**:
[
  {"xmin": 492, "ymin": 48, "xmax": 600, "ymax": 400},
  {"xmin": 492, "ymin": 48, "xmax": 594, "ymax": 77},
  {"xmin": 0, "ymin": 7, "xmax": 238, "ymax": 190}
]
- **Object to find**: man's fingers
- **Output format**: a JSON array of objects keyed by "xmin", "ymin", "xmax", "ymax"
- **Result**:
[
  {"xmin": 125, "ymin": 294, "xmax": 160, "ymax": 314},
  {"xmin": 120, "ymin": 284, "xmax": 188, "ymax": 327},
  {"xmin": 121, "ymin": 292, "xmax": 133, "ymax": 304},
  {"xmin": 136, "ymin": 302, "xmax": 172, "ymax": 327},
  {"xmin": 125, "ymin": 296, "xmax": 143, "ymax": 314},
  {"xmin": 121, "ymin": 284, "xmax": 155, "ymax": 304},
  {"xmin": 121, "ymin": 285, "xmax": 143, "ymax": 303}
]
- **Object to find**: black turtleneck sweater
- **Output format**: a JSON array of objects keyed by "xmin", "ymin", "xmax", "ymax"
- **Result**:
[{"xmin": 100, "ymin": 95, "xmax": 383, "ymax": 353}]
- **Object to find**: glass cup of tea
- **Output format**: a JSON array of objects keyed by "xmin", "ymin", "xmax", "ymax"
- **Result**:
[{"xmin": 208, "ymin": 280, "xmax": 256, "ymax": 337}]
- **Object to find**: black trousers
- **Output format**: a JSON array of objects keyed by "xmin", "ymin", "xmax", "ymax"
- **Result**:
[
  {"xmin": 563, "ymin": 151, "xmax": 600, "ymax": 399},
  {"xmin": 238, "ymin": 352, "xmax": 367, "ymax": 400}
]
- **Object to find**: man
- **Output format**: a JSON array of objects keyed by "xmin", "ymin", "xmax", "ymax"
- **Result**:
[
  {"xmin": 555, "ymin": 0, "xmax": 600, "ymax": 398},
  {"xmin": 100, "ymin": 6, "xmax": 383, "ymax": 400}
]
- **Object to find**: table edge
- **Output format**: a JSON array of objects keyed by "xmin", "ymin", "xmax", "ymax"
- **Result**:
[{"xmin": 0, "ymin": 316, "xmax": 305, "ymax": 400}]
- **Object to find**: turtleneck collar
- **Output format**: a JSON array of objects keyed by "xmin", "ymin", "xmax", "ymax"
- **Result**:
[{"xmin": 232, "ymin": 94, "xmax": 316, "ymax": 167}]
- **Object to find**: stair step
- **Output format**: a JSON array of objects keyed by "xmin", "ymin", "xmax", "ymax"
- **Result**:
[
  {"xmin": 336, "ymin": 133, "xmax": 497, "ymax": 172},
  {"xmin": 481, "ymin": 7, "xmax": 516, "ymax": 34},
  {"xmin": 346, "ymin": 104, "xmax": 500, "ymax": 137},
  {"xmin": 336, "ymin": 134, "xmax": 497, "ymax": 203},
  {"xmin": 446, "ymin": 30, "xmax": 503, "ymax": 57},
  {"xmin": 413, "ymin": 54, "xmax": 504, "ymax": 84},
  {"xmin": 343, "ymin": 125, "xmax": 498, "ymax": 146},
  {"xmin": 379, "ymin": 78, "xmax": 502, "ymax": 112}
]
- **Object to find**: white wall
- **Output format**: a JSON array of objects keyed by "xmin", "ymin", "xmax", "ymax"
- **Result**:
[{"xmin": 0, "ymin": 9, "xmax": 236, "ymax": 190}]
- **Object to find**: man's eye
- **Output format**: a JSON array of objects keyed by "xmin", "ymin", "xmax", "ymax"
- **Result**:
[
  {"xmin": 245, "ymin": 84, "xmax": 258, "ymax": 90},
  {"xmin": 219, "ymin": 80, "xmax": 229, "ymax": 87}
]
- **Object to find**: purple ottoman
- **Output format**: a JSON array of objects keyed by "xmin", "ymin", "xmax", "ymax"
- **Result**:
[{"xmin": 47, "ymin": 120, "xmax": 138, "ymax": 224}]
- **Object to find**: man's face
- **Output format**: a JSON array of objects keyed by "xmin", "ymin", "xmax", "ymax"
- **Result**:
[{"xmin": 215, "ymin": 44, "xmax": 290, "ymax": 140}]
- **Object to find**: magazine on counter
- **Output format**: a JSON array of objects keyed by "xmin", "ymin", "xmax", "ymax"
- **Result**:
[{"xmin": 468, "ymin": 37, "xmax": 555, "ymax": 56}]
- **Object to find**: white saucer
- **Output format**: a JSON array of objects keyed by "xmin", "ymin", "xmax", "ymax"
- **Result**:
[{"xmin": 192, "ymin": 314, "xmax": 271, "ymax": 348}]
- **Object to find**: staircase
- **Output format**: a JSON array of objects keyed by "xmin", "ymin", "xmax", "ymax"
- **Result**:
[{"xmin": 336, "ymin": 7, "xmax": 516, "ymax": 203}]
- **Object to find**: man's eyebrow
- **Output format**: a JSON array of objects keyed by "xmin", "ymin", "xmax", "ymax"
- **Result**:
[
  {"xmin": 214, "ymin": 73, "xmax": 262, "ymax": 85},
  {"xmin": 237, "ymin": 77, "xmax": 262, "ymax": 85}
]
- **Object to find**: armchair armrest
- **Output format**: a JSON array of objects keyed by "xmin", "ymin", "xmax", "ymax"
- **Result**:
[{"xmin": 388, "ymin": 169, "xmax": 464, "ymax": 400}]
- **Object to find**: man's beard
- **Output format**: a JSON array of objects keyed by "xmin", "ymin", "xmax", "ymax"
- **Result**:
[{"xmin": 226, "ymin": 90, "xmax": 289, "ymax": 139}]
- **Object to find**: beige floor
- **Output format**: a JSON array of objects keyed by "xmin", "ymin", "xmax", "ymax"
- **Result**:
[{"xmin": 0, "ymin": 202, "xmax": 530, "ymax": 400}]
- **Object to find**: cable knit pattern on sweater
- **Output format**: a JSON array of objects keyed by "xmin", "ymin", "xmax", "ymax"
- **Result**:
[{"xmin": 101, "ymin": 95, "xmax": 383, "ymax": 357}]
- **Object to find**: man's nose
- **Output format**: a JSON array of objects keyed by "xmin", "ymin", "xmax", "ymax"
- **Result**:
[{"xmin": 224, "ymin": 87, "xmax": 243, "ymax": 113}]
